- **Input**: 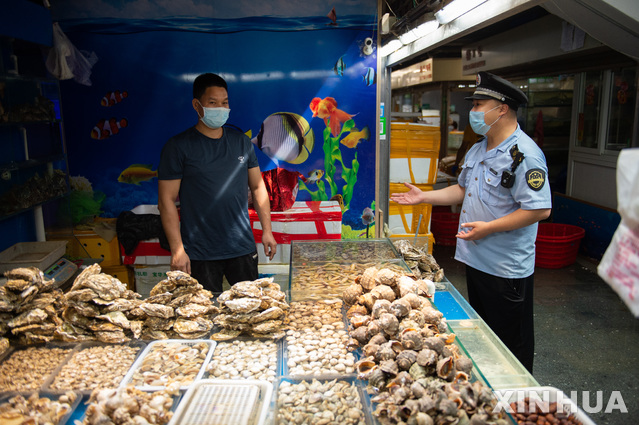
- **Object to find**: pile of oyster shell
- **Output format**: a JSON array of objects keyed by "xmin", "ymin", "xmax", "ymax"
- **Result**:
[
  {"xmin": 59, "ymin": 266, "xmax": 218, "ymax": 342},
  {"xmin": 211, "ymin": 277, "xmax": 289, "ymax": 340},
  {"xmin": 343, "ymin": 267, "xmax": 507, "ymax": 425},
  {"xmin": 392, "ymin": 239, "xmax": 445, "ymax": 282},
  {"xmin": 57, "ymin": 263, "xmax": 143, "ymax": 343},
  {"xmin": 136, "ymin": 270, "xmax": 218, "ymax": 339},
  {"xmin": 0, "ymin": 267, "xmax": 66, "ymax": 345}
]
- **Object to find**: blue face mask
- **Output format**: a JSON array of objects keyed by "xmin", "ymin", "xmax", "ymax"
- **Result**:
[
  {"xmin": 197, "ymin": 100, "xmax": 230, "ymax": 129},
  {"xmin": 469, "ymin": 105, "xmax": 501, "ymax": 135}
]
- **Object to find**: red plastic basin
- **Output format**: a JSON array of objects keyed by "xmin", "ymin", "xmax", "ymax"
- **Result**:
[{"xmin": 535, "ymin": 223, "xmax": 585, "ymax": 269}]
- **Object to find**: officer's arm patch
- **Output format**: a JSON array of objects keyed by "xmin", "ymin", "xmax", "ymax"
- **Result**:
[{"xmin": 525, "ymin": 168, "xmax": 545, "ymax": 191}]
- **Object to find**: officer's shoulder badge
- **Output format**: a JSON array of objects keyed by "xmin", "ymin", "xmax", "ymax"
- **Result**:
[{"xmin": 525, "ymin": 168, "xmax": 545, "ymax": 191}]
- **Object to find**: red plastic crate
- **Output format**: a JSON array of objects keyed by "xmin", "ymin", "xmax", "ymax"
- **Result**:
[
  {"xmin": 431, "ymin": 212, "xmax": 460, "ymax": 246},
  {"xmin": 535, "ymin": 223, "xmax": 585, "ymax": 269}
]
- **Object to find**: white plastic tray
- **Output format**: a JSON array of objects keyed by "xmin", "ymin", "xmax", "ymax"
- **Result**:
[
  {"xmin": 120, "ymin": 339, "xmax": 216, "ymax": 391},
  {"xmin": 495, "ymin": 386, "xmax": 597, "ymax": 425},
  {"xmin": 169, "ymin": 379, "xmax": 272, "ymax": 425}
]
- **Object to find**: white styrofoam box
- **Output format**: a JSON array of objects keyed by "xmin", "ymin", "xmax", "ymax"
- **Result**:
[
  {"xmin": 389, "ymin": 156, "xmax": 439, "ymax": 184},
  {"xmin": 133, "ymin": 264, "xmax": 170, "ymax": 298},
  {"xmin": 495, "ymin": 386, "xmax": 597, "ymax": 425},
  {"xmin": 250, "ymin": 201, "xmax": 342, "ymax": 265},
  {"xmin": 421, "ymin": 109, "xmax": 441, "ymax": 127}
]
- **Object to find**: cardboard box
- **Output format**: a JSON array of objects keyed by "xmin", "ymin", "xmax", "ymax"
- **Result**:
[{"xmin": 250, "ymin": 201, "xmax": 342, "ymax": 264}]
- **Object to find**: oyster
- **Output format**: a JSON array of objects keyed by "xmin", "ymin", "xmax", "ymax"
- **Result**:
[
  {"xmin": 224, "ymin": 297, "xmax": 262, "ymax": 313},
  {"xmin": 173, "ymin": 316, "xmax": 213, "ymax": 335},
  {"xmin": 149, "ymin": 279, "xmax": 178, "ymax": 297},
  {"xmin": 249, "ymin": 306, "xmax": 284, "ymax": 323},
  {"xmin": 139, "ymin": 302, "xmax": 175, "ymax": 318},
  {"xmin": 4, "ymin": 279, "xmax": 30, "ymax": 291},
  {"xmin": 252, "ymin": 319, "xmax": 283, "ymax": 333},
  {"xmin": 7, "ymin": 308, "xmax": 47, "ymax": 327},
  {"xmin": 4, "ymin": 267, "xmax": 44, "ymax": 285},
  {"xmin": 96, "ymin": 311, "xmax": 130, "ymax": 329},
  {"xmin": 175, "ymin": 303, "xmax": 210, "ymax": 318},
  {"xmin": 145, "ymin": 292, "xmax": 173, "ymax": 305},
  {"xmin": 95, "ymin": 329, "xmax": 129, "ymax": 343},
  {"xmin": 144, "ymin": 317, "xmax": 174, "ymax": 331},
  {"xmin": 69, "ymin": 263, "xmax": 100, "ymax": 291},
  {"xmin": 230, "ymin": 280, "xmax": 263, "ymax": 298},
  {"xmin": 83, "ymin": 274, "xmax": 127, "ymax": 301},
  {"xmin": 210, "ymin": 328, "xmax": 242, "ymax": 341}
]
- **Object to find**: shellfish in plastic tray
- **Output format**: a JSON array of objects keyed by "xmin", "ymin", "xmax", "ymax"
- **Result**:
[
  {"xmin": 495, "ymin": 386, "xmax": 596, "ymax": 425},
  {"xmin": 120, "ymin": 339, "xmax": 216, "ymax": 391},
  {"xmin": 291, "ymin": 239, "xmax": 400, "ymax": 263},
  {"xmin": 204, "ymin": 337, "xmax": 282, "ymax": 383},
  {"xmin": 169, "ymin": 379, "xmax": 273, "ymax": 425},
  {"xmin": 0, "ymin": 390, "xmax": 81, "ymax": 425},
  {"xmin": 275, "ymin": 375, "xmax": 373, "ymax": 425},
  {"xmin": 41, "ymin": 340, "xmax": 146, "ymax": 395}
]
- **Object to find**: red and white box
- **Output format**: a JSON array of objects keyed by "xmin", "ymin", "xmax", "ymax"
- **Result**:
[
  {"xmin": 250, "ymin": 201, "xmax": 342, "ymax": 264},
  {"xmin": 120, "ymin": 205, "xmax": 172, "ymax": 265}
]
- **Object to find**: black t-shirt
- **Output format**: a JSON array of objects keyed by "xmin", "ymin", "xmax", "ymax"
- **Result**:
[{"xmin": 158, "ymin": 126, "xmax": 259, "ymax": 260}]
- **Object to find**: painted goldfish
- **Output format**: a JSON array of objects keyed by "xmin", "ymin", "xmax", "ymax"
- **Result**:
[
  {"xmin": 340, "ymin": 126, "xmax": 369, "ymax": 148},
  {"xmin": 309, "ymin": 96, "xmax": 354, "ymax": 137},
  {"xmin": 118, "ymin": 164, "xmax": 157, "ymax": 185}
]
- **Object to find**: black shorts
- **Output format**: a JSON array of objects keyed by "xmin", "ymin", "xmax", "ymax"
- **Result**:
[{"xmin": 190, "ymin": 251, "xmax": 259, "ymax": 293}]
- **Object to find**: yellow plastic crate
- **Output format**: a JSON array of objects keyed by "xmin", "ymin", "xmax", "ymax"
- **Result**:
[
  {"xmin": 73, "ymin": 231, "xmax": 122, "ymax": 267},
  {"xmin": 390, "ymin": 123, "xmax": 440, "ymax": 184},
  {"xmin": 388, "ymin": 183, "xmax": 433, "ymax": 235},
  {"xmin": 102, "ymin": 265, "xmax": 135, "ymax": 290}
]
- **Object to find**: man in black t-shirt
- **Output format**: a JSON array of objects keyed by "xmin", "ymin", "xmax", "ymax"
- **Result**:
[{"xmin": 158, "ymin": 73, "xmax": 276, "ymax": 292}]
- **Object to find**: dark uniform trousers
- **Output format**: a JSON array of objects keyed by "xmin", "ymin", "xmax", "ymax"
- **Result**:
[
  {"xmin": 191, "ymin": 251, "xmax": 259, "ymax": 293},
  {"xmin": 466, "ymin": 265, "xmax": 535, "ymax": 373}
]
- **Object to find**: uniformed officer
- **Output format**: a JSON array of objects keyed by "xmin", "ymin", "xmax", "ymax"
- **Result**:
[{"xmin": 390, "ymin": 71, "xmax": 552, "ymax": 373}]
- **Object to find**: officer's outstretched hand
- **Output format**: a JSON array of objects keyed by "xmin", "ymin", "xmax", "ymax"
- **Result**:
[{"xmin": 390, "ymin": 182, "xmax": 424, "ymax": 205}]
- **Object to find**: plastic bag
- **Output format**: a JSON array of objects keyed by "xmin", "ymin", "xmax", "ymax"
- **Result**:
[
  {"xmin": 46, "ymin": 22, "xmax": 98, "ymax": 86},
  {"xmin": 249, "ymin": 168, "xmax": 300, "ymax": 212},
  {"xmin": 598, "ymin": 148, "xmax": 639, "ymax": 316}
]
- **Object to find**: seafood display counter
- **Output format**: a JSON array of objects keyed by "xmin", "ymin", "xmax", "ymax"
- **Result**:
[{"xmin": 0, "ymin": 238, "xmax": 591, "ymax": 425}]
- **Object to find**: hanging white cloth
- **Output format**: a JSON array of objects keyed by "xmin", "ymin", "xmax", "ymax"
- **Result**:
[{"xmin": 46, "ymin": 22, "xmax": 98, "ymax": 86}]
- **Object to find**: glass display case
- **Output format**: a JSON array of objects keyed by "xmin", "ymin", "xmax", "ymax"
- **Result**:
[{"xmin": 289, "ymin": 238, "xmax": 538, "ymax": 392}]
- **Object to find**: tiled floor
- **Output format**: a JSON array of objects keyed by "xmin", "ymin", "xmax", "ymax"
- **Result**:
[{"xmin": 432, "ymin": 244, "xmax": 639, "ymax": 425}]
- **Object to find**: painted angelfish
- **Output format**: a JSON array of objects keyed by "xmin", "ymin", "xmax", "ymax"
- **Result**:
[
  {"xmin": 252, "ymin": 112, "xmax": 315, "ymax": 164},
  {"xmin": 361, "ymin": 207, "xmax": 374, "ymax": 225},
  {"xmin": 118, "ymin": 164, "xmax": 157, "ymax": 185},
  {"xmin": 309, "ymin": 97, "xmax": 354, "ymax": 137},
  {"xmin": 334, "ymin": 55, "xmax": 345, "ymax": 76},
  {"xmin": 363, "ymin": 67, "xmax": 376, "ymax": 86}
]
